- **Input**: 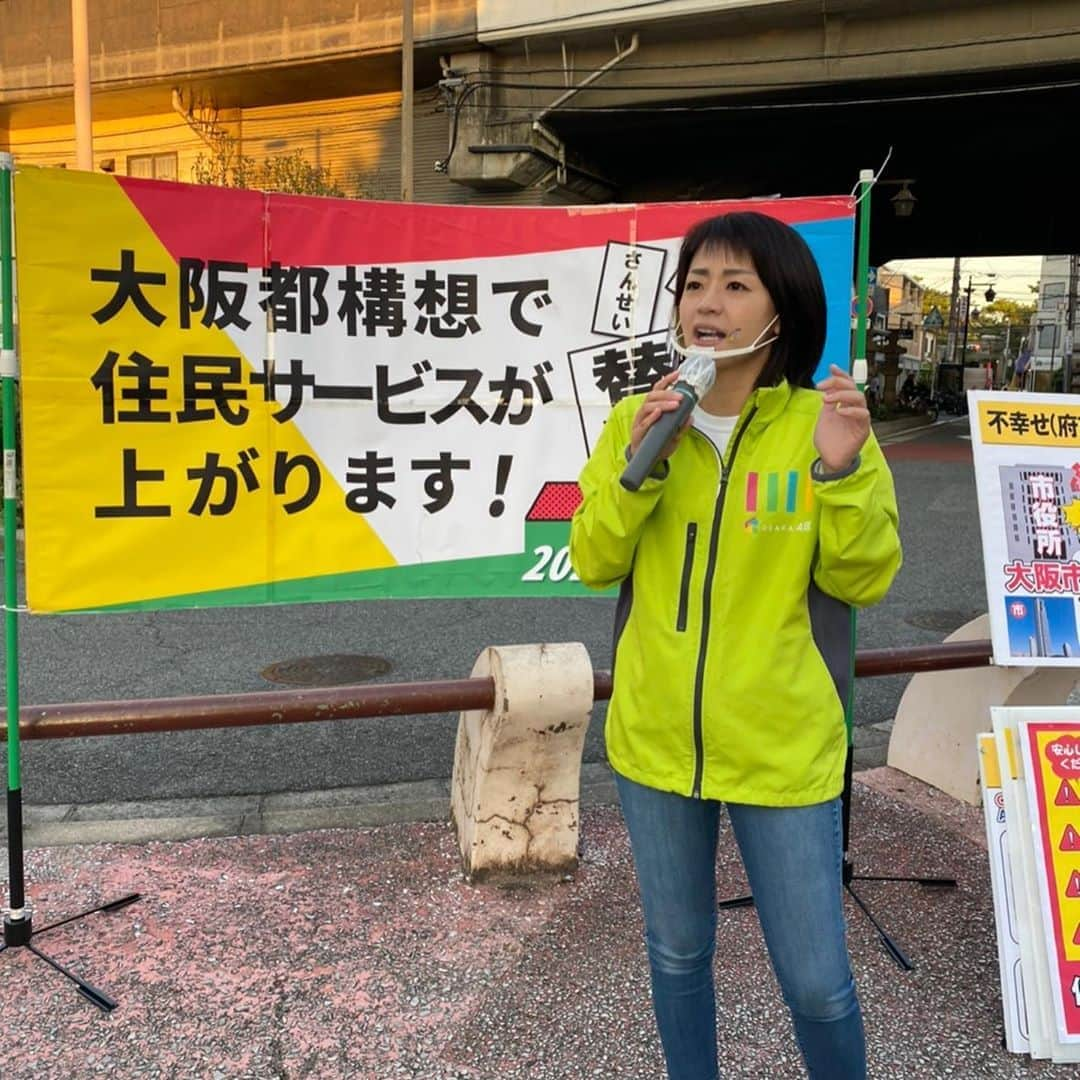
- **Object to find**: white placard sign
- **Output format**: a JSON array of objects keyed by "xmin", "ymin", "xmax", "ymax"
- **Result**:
[{"xmin": 970, "ymin": 390, "xmax": 1080, "ymax": 666}]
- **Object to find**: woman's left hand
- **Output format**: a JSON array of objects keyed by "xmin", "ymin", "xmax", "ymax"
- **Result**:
[{"xmin": 814, "ymin": 364, "xmax": 871, "ymax": 472}]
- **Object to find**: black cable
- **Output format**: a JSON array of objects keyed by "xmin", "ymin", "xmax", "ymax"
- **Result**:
[
  {"xmin": 453, "ymin": 75, "xmax": 1080, "ymax": 99},
  {"xmin": 448, "ymin": 76, "xmax": 1080, "ymax": 128},
  {"xmin": 436, "ymin": 81, "xmax": 488, "ymax": 174}
]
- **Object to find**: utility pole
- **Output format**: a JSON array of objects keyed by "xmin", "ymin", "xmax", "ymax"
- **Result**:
[
  {"xmin": 960, "ymin": 277, "xmax": 973, "ymax": 363},
  {"xmin": 71, "ymin": 0, "xmax": 93, "ymax": 170},
  {"xmin": 945, "ymin": 255, "xmax": 961, "ymax": 364},
  {"xmin": 999, "ymin": 323, "xmax": 1011, "ymax": 388},
  {"xmin": 400, "ymin": 0, "xmax": 414, "ymax": 202}
]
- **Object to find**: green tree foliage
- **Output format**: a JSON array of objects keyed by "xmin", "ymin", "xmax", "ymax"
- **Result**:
[
  {"xmin": 974, "ymin": 296, "xmax": 1036, "ymax": 328},
  {"xmin": 916, "ymin": 283, "xmax": 1036, "ymax": 335},
  {"xmin": 920, "ymin": 286, "xmax": 952, "ymax": 318},
  {"xmin": 191, "ymin": 132, "xmax": 347, "ymax": 197}
]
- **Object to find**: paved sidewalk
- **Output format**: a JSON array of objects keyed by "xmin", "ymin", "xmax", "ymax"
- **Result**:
[{"xmin": 0, "ymin": 767, "xmax": 1064, "ymax": 1079}]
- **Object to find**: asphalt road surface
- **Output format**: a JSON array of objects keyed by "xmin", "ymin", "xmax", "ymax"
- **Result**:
[{"xmin": 2, "ymin": 417, "xmax": 984, "ymax": 808}]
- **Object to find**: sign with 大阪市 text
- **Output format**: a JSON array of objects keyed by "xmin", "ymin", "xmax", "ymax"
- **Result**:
[
  {"xmin": 972, "ymin": 391, "xmax": 1080, "ymax": 666},
  {"xmin": 14, "ymin": 166, "xmax": 854, "ymax": 613}
]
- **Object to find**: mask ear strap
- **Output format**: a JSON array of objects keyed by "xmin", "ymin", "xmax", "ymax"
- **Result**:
[
  {"xmin": 757, "ymin": 313, "xmax": 780, "ymax": 344},
  {"xmin": 667, "ymin": 312, "xmax": 687, "ymax": 359}
]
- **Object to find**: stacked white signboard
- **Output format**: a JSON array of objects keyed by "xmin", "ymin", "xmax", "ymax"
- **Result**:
[{"xmin": 971, "ymin": 390, "xmax": 1080, "ymax": 1062}]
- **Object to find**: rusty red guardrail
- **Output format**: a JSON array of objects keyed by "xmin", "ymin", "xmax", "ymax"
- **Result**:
[{"xmin": 0, "ymin": 639, "xmax": 993, "ymax": 741}]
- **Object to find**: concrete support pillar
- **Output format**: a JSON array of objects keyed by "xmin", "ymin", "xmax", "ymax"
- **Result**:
[
  {"xmin": 451, "ymin": 643, "xmax": 593, "ymax": 882},
  {"xmin": 71, "ymin": 0, "xmax": 93, "ymax": 171},
  {"xmin": 887, "ymin": 615, "xmax": 1078, "ymax": 804}
]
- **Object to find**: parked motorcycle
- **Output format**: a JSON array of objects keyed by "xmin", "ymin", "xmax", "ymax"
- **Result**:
[
  {"xmin": 898, "ymin": 383, "xmax": 939, "ymax": 422},
  {"xmin": 936, "ymin": 388, "xmax": 968, "ymax": 416}
]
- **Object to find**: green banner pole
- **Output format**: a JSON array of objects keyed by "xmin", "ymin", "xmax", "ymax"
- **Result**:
[
  {"xmin": 844, "ymin": 168, "xmax": 873, "ymax": 744},
  {"xmin": 0, "ymin": 156, "xmax": 135, "ymax": 1005},
  {"xmin": 853, "ymin": 168, "xmax": 873, "ymax": 379},
  {"xmin": 0, "ymin": 151, "xmax": 26, "ymax": 925},
  {"xmin": 0, "ymin": 152, "xmax": 25, "ymax": 927}
]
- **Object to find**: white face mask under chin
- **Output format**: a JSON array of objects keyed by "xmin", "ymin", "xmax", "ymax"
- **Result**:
[{"xmin": 669, "ymin": 314, "xmax": 779, "ymax": 365}]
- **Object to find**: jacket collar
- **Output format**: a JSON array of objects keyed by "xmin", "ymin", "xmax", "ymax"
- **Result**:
[{"xmin": 744, "ymin": 379, "xmax": 793, "ymax": 425}]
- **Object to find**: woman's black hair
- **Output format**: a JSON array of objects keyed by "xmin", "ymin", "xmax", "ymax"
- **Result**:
[{"xmin": 673, "ymin": 211, "xmax": 827, "ymax": 389}]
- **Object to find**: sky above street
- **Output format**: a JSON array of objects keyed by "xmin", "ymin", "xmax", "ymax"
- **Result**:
[{"xmin": 880, "ymin": 255, "xmax": 1046, "ymax": 302}]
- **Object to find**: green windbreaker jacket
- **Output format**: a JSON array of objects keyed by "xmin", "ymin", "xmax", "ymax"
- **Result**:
[{"xmin": 570, "ymin": 379, "xmax": 902, "ymax": 806}]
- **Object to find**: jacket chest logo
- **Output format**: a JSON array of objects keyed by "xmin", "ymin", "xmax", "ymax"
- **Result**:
[{"xmin": 743, "ymin": 470, "xmax": 813, "ymax": 534}]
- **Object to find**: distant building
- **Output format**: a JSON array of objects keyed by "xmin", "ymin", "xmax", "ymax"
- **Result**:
[
  {"xmin": 1030, "ymin": 256, "xmax": 1076, "ymax": 387},
  {"xmin": 875, "ymin": 268, "xmax": 930, "ymax": 374},
  {"xmin": 1035, "ymin": 597, "xmax": 1053, "ymax": 657}
]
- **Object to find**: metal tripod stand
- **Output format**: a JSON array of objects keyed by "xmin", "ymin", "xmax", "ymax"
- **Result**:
[
  {"xmin": 2, "ymin": 790, "xmax": 142, "ymax": 1011},
  {"xmin": 717, "ymin": 750, "xmax": 957, "ymax": 971}
]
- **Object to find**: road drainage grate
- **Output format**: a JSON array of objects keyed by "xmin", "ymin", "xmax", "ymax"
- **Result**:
[{"xmin": 260, "ymin": 654, "xmax": 392, "ymax": 687}]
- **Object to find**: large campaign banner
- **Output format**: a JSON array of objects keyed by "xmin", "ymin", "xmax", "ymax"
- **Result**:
[
  {"xmin": 971, "ymin": 391, "xmax": 1080, "ymax": 666},
  {"xmin": 14, "ymin": 166, "xmax": 854, "ymax": 613}
]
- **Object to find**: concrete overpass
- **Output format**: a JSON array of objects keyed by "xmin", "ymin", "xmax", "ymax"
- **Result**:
[{"xmin": 446, "ymin": 0, "xmax": 1080, "ymax": 263}]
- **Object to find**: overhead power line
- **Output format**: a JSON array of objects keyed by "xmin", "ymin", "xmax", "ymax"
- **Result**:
[{"xmin": 458, "ymin": 76, "xmax": 1080, "ymax": 103}]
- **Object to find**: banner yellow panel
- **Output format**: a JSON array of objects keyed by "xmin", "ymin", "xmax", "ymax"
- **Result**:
[{"xmin": 15, "ymin": 167, "xmax": 395, "ymax": 611}]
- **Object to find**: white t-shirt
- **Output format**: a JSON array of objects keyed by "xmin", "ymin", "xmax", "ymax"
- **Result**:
[{"xmin": 692, "ymin": 407, "xmax": 739, "ymax": 456}]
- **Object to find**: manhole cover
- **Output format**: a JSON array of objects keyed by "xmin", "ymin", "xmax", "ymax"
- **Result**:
[
  {"xmin": 904, "ymin": 609, "xmax": 982, "ymax": 634},
  {"xmin": 260, "ymin": 654, "xmax": 392, "ymax": 687}
]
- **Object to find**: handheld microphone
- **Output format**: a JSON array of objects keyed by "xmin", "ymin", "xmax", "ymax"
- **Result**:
[{"xmin": 620, "ymin": 351, "xmax": 716, "ymax": 492}]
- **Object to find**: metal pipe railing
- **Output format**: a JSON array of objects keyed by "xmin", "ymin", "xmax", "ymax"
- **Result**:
[{"xmin": 0, "ymin": 639, "xmax": 993, "ymax": 742}]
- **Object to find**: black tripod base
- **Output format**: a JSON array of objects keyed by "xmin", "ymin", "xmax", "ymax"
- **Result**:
[
  {"xmin": 3, "ymin": 911, "xmax": 32, "ymax": 945},
  {"xmin": 844, "ymin": 880, "xmax": 913, "ymax": 971},
  {"xmin": 718, "ymin": 861, "xmax": 957, "ymax": 972},
  {"xmin": 842, "ymin": 859, "xmax": 957, "ymax": 890},
  {"xmin": 716, "ymin": 894, "xmax": 755, "ymax": 911},
  {"xmin": 0, "ymin": 893, "xmax": 142, "ymax": 1013}
]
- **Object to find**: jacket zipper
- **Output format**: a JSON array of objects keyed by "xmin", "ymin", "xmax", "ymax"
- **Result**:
[
  {"xmin": 675, "ymin": 523, "xmax": 698, "ymax": 632},
  {"xmin": 691, "ymin": 406, "xmax": 757, "ymax": 798}
]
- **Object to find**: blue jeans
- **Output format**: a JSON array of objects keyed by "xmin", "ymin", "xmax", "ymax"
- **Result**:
[{"xmin": 615, "ymin": 772, "xmax": 865, "ymax": 1080}]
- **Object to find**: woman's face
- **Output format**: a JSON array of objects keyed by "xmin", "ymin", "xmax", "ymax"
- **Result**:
[{"xmin": 677, "ymin": 243, "xmax": 779, "ymax": 369}]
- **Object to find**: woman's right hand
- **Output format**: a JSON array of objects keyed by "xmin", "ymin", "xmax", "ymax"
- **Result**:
[{"xmin": 629, "ymin": 369, "xmax": 691, "ymax": 460}]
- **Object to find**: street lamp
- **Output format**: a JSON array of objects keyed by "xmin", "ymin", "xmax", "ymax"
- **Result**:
[
  {"xmin": 876, "ymin": 178, "xmax": 918, "ymax": 218},
  {"xmin": 890, "ymin": 182, "xmax": 916, "ymax": 218}
]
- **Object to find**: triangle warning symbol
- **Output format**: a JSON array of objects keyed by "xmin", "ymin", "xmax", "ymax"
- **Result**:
[
  {"xmin": 1068, "ymin": 870, "xmax": 1080, "ymax": 899},
  {"xmin": 1056, "ymin": 779, "xmax": 1080, "ymax": 806},
  {"xmin": 1074, "ymin": 922, "xmax": 1080, "ymax": 946},
  {"xmin": 1061, "ymin": 824, "xmax": 1080, "ymax": 852}
]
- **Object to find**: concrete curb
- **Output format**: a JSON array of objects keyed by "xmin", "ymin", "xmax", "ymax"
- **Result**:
[
  {"xmin": 871, "ymin": 414, "xmax": 934, "ymax": 439},
  {"xmin": 856, "ymin": 765, "xmax": 988, "ymax": 851},
  {"xmin": 7, "ymin": 757, "xmax": 912, "ymax": 848},
  {"xmin": 5, "ymin": 762, "xmax": 622, "ymax": 847}
]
